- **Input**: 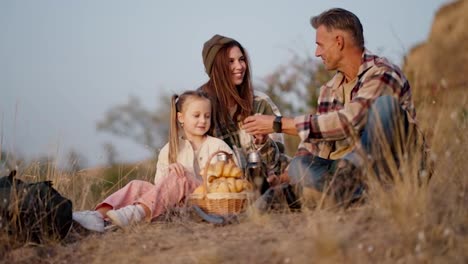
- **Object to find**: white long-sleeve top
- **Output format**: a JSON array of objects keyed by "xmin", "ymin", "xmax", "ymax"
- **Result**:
[{"xmin": 154, "ymin": 136, "xmax": 234, "ymax": 184}]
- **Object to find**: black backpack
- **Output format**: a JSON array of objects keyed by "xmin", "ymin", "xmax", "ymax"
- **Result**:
[{"xmin": 0, "ymin": 170, "xmax": 73, "ymax": 243}]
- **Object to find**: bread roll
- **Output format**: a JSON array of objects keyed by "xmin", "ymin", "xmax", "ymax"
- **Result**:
[
  {"xmin": 216, "ymin": 182, "xmax": 230, "ymax": 193},
  {"xmin": 214, "ymin": 161, "xmax": 225, "ymax": 177},
  {"xmin": 206, "ymin": 164, "xmax": 217, "ymax": 177},
  {"xmin": 209, "ymin": 178, "xmax": 221, "ymax": 186},
  {"xmin": 230, "ymin": 167, "xmax": 243, "ymax": 178},
  {"xmin": 222, "ymin": 161, "xmax": 234, "ymax": 177},
  {"xmin": 192, "ymin": 185, "xmax": 205, "ymax": 194},
  {"xmin": 235, "ymin": 179, "xmax": 244, "ymax": 192},
  {"xmin": 243, "ymin": 181, "xmax": 254, "ymax": 191},
  {"xmin": 226, "ymin": 177, "xmax": 236, "ymax": 192},
  {"xmin": 208, "ymin": 181, "xmax": 220, "ymax": 193},
  {"xmin": 207, "ymin": 175, "xmax": 217, "ymax": 183}
]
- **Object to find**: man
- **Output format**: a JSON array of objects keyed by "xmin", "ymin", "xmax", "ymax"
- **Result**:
[{"xmin": 243, "ymin": 8, "xmax": 427, "ymax": 205}]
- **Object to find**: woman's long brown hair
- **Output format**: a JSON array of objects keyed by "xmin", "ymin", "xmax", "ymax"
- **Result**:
[
  {"xmin": 201, "ymin": 41, "xmax": 254, "ymax": 127},
  {"xmin": 168, "ymin": 90, "xmax": 211, "ymax": 164}
]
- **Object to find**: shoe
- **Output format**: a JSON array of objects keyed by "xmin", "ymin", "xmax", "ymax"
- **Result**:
[
  {"xmin": 72, "ymin": 210, "xmax": 105, "ymax": 232},
  {"xmin": 106, "ymin": 205, "xmax": 146, "ymax": 228},
  {"xmin": 281, "ymin": 183, "xmax": 301, "ymax": 211}
]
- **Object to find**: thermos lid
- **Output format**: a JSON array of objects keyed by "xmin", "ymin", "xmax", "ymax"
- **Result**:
[{"xmin": 247, "ymin": 151, "xmax": 260, "ymax": 163}]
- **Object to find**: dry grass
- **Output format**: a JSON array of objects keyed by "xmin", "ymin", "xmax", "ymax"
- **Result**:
[{"xmin": 0, "ymin": 83, "xmax": 466, "ymax": 263}]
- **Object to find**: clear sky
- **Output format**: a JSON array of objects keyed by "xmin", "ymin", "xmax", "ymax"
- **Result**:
[{"xmin": 0, "ymin": 0, "xmax": 449, "ymax": 167}]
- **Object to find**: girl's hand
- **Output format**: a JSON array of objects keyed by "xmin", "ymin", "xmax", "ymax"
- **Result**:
[{"xmin": 169, "ymin": 163, "xmax": 185, "ymax": 177}]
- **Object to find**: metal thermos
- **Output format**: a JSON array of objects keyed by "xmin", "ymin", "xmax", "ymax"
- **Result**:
[
  {"xmin": 246, "ymin": 151, "xmax": 260, "ymax": 176},
  {"xmin": 246, "ymin": 151, "xmax": 266, "ymax": 193},
  {"xmin": 247, "ymin": 151, "xmax": 260, "ymax": 164}
]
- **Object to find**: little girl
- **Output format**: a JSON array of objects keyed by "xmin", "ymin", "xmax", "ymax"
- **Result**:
[{"xmin": 73, "ymin": 90, "xmax": 234, "ymax": 231}]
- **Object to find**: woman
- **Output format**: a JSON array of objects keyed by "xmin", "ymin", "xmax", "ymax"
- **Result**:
[{"xmin": 199, "ymin": 34, "xmax": 290, "ymax": 196}]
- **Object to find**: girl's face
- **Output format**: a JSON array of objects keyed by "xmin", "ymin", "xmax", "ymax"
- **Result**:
[
  {"xmin": 228, "ymin": 46, "xmax": 246, "ymax": 85},
  {"xmin": 177, "ymin": 97, "xmax": 211, "ymax": 139}
]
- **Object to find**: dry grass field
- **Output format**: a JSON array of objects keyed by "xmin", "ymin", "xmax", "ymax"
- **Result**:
[
  {"xmin": 3, "ymin": 83, "xmax": 465, "ymax": 264},
  {"xmin": 1, "ymin": 1, "xmax": 467, "ymax": 263}
]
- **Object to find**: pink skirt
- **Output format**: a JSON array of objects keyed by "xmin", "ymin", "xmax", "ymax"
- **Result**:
[{"xmin": 95, "ymin": 171, "xmax": 201, "ymax": 220}]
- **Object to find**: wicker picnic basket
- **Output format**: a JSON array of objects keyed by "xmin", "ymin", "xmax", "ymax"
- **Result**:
[{"xmin": 189, "ymin": 150, "xmax": 253, "ymax": 215}]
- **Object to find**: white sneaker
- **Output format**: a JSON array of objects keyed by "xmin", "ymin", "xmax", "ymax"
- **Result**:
[
  {"xmin": 72, "ymin": 210, "xmax": 105, "ymax": 232},
  {"xmin": 106, "ymin": 205, "xmax": 146, "ymax": 228}
]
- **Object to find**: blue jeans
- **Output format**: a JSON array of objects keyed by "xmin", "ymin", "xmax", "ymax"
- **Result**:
[{"xmin": 288, "ymin": 95, "xmax": 411, "ymax": 191}]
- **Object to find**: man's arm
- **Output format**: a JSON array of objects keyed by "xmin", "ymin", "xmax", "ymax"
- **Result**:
[
  {"xmin": 281, "ymin": 117, "xmax": 298, "ymax": 135},
  {"xmin": 243, "ymin": 115, "xmax": 298, "ymax": 136}
]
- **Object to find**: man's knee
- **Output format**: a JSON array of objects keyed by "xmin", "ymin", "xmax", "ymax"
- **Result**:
[
  {"xmin": 287, "ymin": 155, "xmax": 331, "ymax": 190},
  {"xmin": 364, "ymin": 95, "xmax": 409, "ymax": 147},
  {"xmin": 288, "ymin": 155, "xmax": 313, "ymax": 184}
]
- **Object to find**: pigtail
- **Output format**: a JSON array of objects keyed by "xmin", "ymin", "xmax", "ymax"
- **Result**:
[{"xmin": 168, "ymin": 94, "xmax": 179, "ymax": 164}]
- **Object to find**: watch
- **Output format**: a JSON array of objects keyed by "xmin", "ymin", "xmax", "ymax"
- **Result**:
[{"xmin": 273, "ymin": 115, "xmax": 283, "ymax": 133}]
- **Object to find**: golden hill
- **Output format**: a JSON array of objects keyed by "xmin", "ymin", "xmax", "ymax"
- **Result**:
[{"xmin": 404, "ymin": 0, "xmax": 468, "ymax": 89}]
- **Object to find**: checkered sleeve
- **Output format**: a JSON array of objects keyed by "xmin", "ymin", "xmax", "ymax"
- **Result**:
[{"xmin": 299, "ymin": 66, "xmax": 408, "ymax": 141}]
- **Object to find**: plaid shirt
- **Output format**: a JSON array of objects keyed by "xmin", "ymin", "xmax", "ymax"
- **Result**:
[
  {"xmin": 295, "ymin": 49, "xmax": 417, "ymax": 159},
  {"xmin": 212, "ymin": 91, "xmax": 289, "ymax": 176}
]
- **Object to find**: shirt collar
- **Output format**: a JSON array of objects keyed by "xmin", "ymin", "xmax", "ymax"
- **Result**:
[
  {"xmin": 357, "ymin": 48, "xmax": 377, "ymax": 77},
  {"xmin": 333, "ymin": 48, "xmax": 376, "ymax": 84}
]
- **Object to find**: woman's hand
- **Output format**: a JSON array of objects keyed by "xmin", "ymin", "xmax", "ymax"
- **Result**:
[
  {"xmin": 243, "ymin": 115, "xmax": 275, "ymax": 135},
  {"xmin": 267, "ymin": 172, "xmax": 290, "ymax": 187},
  {"xmin": 169, "ymin": 163, "xmax": 185, "ymax": 177},
  {"xmin": 253, "ymin": 134, "xmax": 268, "ymax": 145}
]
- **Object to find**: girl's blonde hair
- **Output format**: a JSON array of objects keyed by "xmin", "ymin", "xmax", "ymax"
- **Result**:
[{"xmin": 168, "ymin": 90, "xmax": 212, "ymax": 163}]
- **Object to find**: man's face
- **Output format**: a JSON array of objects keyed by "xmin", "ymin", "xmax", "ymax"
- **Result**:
[{"xmin": 315, "ymin": 25, "xmax": 340, "ymax": 71}]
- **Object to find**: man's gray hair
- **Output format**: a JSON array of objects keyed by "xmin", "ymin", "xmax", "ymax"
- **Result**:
[{"xmin": 311, "ymin": 8, "xmax": 364, "ymax": 50}]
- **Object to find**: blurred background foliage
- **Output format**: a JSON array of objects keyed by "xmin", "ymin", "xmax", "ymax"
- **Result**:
[{"xmin": 95, "ymin": 52, "xmax": 334, "ymax": 159}]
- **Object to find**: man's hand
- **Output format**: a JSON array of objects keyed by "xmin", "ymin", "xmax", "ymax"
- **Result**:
[
  {"xmin": 168, "ymin": 163, "xmax": 185, "ymax": 177},
  {"xmin": 243, "ymin": 115, "xmax": 275, "ymax": 136}
]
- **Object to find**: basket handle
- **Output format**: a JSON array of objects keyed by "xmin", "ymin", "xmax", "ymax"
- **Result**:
[{"xmin": 201, "ymin": 150, "xmax": 234, "ymax": 197}]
